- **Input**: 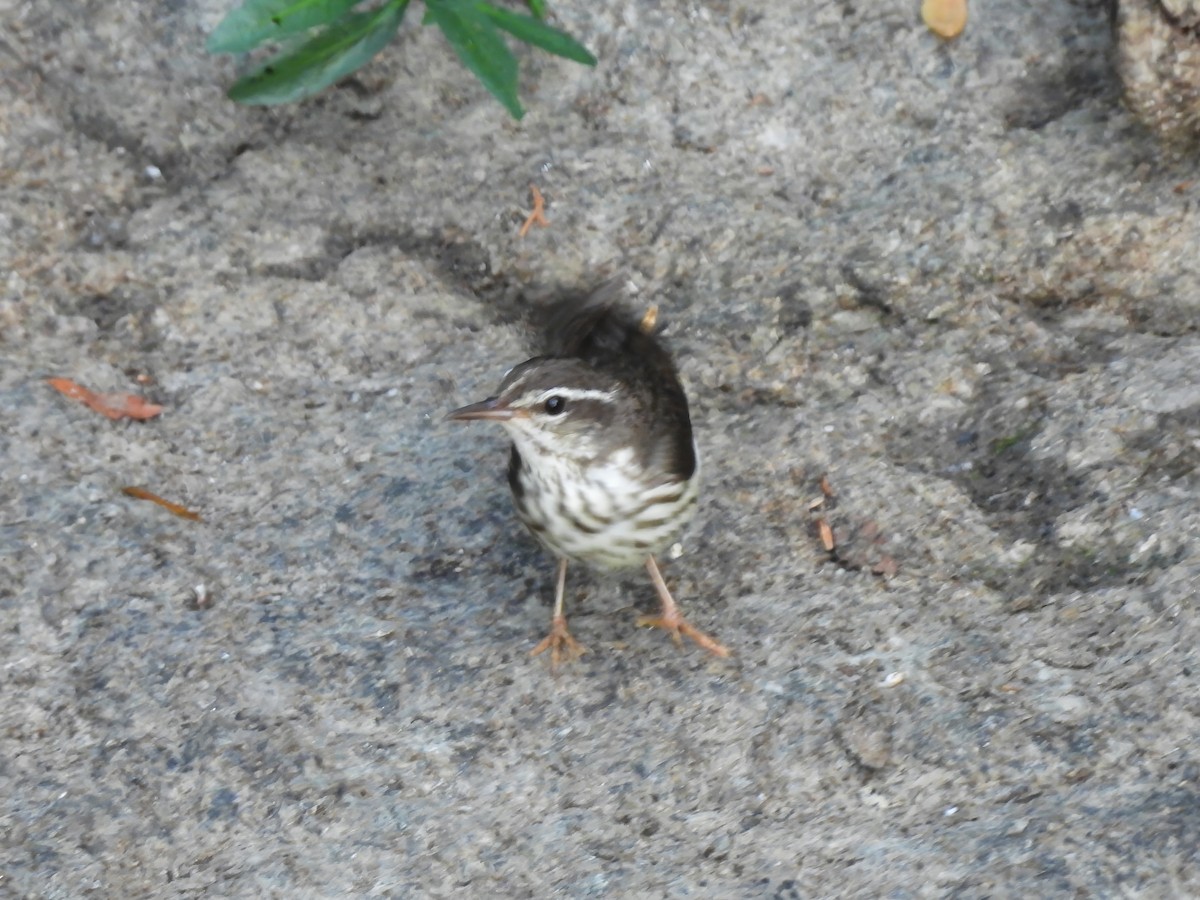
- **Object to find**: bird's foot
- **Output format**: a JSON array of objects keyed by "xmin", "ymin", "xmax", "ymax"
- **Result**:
[
  {"xmin": 530, "ymin": 614, "xmax": 587, "ymax": 669},
  {"xmin": 637, "ymin": 610, "xmax": 730, "ymax": 657}
]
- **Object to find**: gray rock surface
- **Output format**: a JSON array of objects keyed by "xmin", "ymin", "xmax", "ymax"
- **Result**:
[
  {"xmin": 1115, "ymin": 0, "xmax": 1200, "ymax": 144},
  {"xmin": 2, "ymin": 0, "xmax": 1198, "ymax": 896}
]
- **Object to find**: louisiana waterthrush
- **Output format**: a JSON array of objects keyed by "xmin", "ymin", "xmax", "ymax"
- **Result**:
[{"xmin": 447, "ymin": 280, "xmax": 729, "ymax": 666}]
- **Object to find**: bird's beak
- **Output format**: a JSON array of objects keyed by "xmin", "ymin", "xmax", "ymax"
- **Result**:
[{"xmin": 445, "ymin": 396, "xmax": 517, "ymax": 422}]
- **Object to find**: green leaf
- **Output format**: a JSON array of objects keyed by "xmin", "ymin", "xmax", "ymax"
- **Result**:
[
  {"xmin": 425, "ymin": 1, "xmax": 522, "ymax": 118},
  {"xmin": 227, "ymin": 0, "xmax": 407, "ymax": 105},
  {"xmin": 207, "ymin": 0, "xmax": 362, "ymax": 54},
  {"xmin": 525, "ymin": 0, "xmax": 546, "ymax": 19},
  {"xmin": 475, "ymin": 2, "xmax": 596, "ymax": 65}
]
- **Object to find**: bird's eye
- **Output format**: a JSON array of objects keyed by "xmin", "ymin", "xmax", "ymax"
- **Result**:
[{"xmin": 543, "ymin": 396, "xmax": 566, "ymax": 415}]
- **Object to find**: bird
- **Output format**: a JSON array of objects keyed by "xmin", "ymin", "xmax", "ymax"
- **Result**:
[{"xmin": 447, "ymin": 279, "xmax": 729, "ymax": 667}]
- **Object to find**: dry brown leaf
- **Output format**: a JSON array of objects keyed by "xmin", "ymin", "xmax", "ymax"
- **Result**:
[
  {"xmin": 48, "ymin": 377, "xmax": 163, "ymax": 421},
  {"xmin": 872, "ymin": 556, "xmax": 899, "ymax": 577},
  {"xmin": 818, "ymin": 519, "xmax": 836, "ymax": 552}
]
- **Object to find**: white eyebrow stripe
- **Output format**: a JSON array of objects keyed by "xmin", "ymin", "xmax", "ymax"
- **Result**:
[{"xmin": 530, "ymin": 387, "xmax": 619, "ymax": 405}]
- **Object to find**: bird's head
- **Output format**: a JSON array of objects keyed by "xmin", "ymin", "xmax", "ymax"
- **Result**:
[{"xmin": 447, "ymin": 358, "xmax": 625, "ymax": 463}]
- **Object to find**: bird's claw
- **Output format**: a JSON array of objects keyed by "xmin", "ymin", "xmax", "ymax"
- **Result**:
[
  {"xmin": 530, "ymin": 614, "xmax": 587, "ymax": 669},
  {"xmin": 637, "ymin": 613, "xmax": 730, "ymax": 658}
]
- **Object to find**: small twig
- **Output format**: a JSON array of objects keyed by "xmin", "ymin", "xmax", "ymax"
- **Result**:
[
  {"xmin": 518, "ymin": 184, "xmax": 549, "ymax": 237},
  {"xmin": 122, "ymin": 486, "xmax": 203, "ymax": 522}
]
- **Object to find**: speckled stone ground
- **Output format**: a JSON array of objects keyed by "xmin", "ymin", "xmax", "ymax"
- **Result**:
[{"xmin": 2, "ymin": 1, "xmax": 1198, "ymax": 896}]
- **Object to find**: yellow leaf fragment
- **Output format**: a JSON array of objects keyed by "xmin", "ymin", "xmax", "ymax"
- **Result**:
[{"xmin": 922, "ymin": 0, "xmax": 967, "ymax": 40}]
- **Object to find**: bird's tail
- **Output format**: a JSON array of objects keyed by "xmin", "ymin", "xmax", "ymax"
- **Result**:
[{"xmin": 545, "ymin": 276, "xmax": 660, "ymax": 358}]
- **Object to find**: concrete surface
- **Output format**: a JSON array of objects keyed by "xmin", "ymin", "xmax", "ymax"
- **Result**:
[{"xmin": 2, "ymin": 0, "xmax": 1198, "ymax": 896}]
